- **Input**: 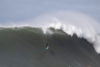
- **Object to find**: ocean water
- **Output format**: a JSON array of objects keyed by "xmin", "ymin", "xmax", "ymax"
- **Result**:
[{"xmin": 0, "ymin": 27, "xmax": 99, "ymax": 67}]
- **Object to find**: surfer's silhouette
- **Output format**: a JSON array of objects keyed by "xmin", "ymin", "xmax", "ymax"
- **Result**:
[{"xmin": 45, "ymin": 41, "xmax": 49, "ymax": 50}]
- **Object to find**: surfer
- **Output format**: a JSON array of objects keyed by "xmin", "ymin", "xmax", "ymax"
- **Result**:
[{"xmin": 45, "ymin": 41, "xmax": 49, "ymax": 50}]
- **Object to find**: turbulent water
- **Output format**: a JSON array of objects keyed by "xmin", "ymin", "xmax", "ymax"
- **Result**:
[{"xmin": 0, "ymin": 27, "xmax": 100, "ymax": 67}]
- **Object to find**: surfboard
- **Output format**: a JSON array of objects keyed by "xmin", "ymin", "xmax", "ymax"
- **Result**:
[{"xmin": 46, "ymin": 46, "xmax": 49, "ymax": 50}]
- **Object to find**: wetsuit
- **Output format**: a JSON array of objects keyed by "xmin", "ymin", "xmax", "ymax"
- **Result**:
[{"xmin": 46, "ymin": 43, "xmax": 48, "ymax": 48}]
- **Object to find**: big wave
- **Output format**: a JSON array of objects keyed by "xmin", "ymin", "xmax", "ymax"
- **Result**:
[{"xmin": 1, "ymin": 11, "xmax": 100, "ymax": 54}]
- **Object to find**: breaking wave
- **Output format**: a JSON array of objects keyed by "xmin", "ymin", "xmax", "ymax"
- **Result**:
[{"xmin": 0, "ymin": 11, "xmax": 100, "ymax": 54}]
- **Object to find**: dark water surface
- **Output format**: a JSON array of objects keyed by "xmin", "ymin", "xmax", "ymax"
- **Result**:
[{"xmin": 0, "ymin": 27, "xmax": 99, "ymax": 67}]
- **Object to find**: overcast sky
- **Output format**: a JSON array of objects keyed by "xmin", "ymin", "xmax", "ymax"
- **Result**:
[{"xmin": 0, "ymin": 0, "xmax": 100, "ymax": 25}]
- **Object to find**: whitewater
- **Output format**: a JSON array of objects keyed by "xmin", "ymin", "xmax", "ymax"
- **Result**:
[{"xmin": 1, "ymin": 11, "xmax": 100, "ymax": 54}]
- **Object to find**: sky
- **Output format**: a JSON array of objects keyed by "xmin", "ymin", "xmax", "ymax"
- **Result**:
[{"xmin": 0, "ymin": 0, "xmax": 100, "ymax": 26}]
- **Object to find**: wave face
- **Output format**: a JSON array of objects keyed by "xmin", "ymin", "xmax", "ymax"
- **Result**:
[{"xmin": 0, "ymin": 27, "xmax": 100, "ymax": 67}]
